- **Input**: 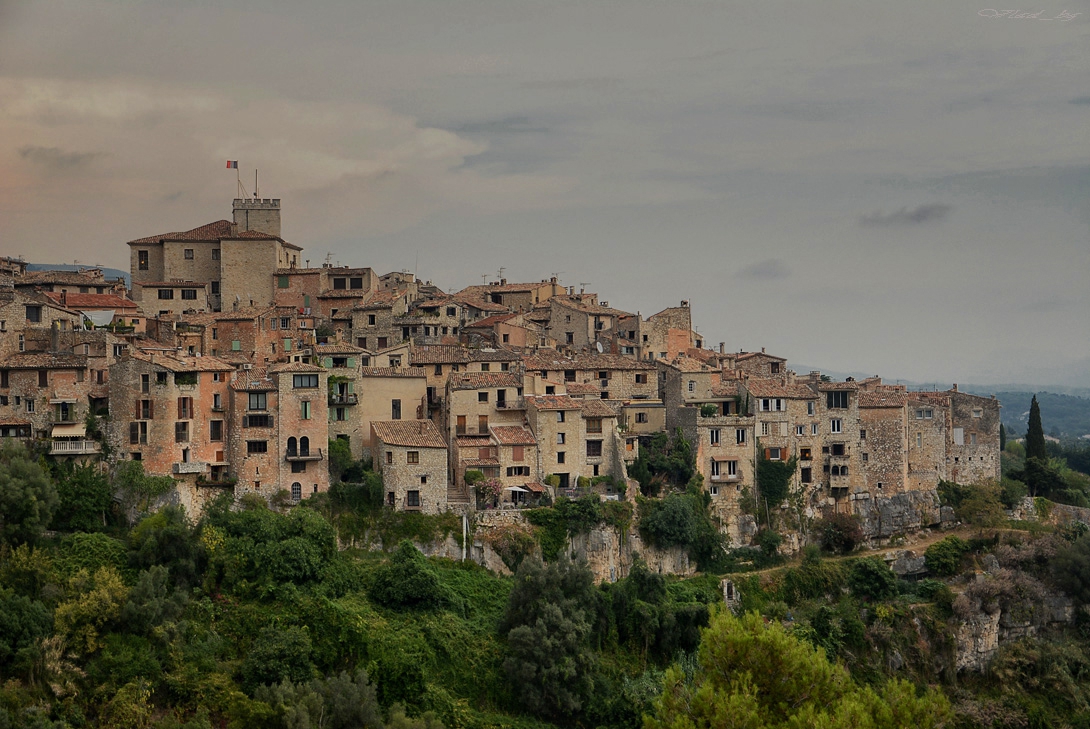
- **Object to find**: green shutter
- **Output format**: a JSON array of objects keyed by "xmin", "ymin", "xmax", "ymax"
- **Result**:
[
  {"xmin": 278, "ymin": 276, "xmax": 289, "ymax": 288},
  {"xmin": 346, "ymin": 358, "xmax": 355, "ymax": 369},
  {"xmin": 231, "ymin": 340, "xmax": 241, "ymax": 351},
  {"xmin": 283, "ymin": 338, "xmax": 292, "ymax": 352},
  {"xmin": 322, "ymin": 357, "xmax": 333, "ymax": 368},
  {"xmin": 347, "ymin": 382, "xmax": 354, "ymax": 394},
  {"xmin": 304, "ymin": 295, "xmax": 311, "ymax": 307}
]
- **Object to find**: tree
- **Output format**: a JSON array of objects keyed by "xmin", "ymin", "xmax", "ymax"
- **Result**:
[
  {"xmin": 848, "ymin": 557, "xmax": 898, "ymax": 601},
  {"xmin": 53, "ymin": 462, "xmax": 113, "ymax": 532},
  {"xmin": 504, "ymin": 602, "xmax": 594, "ymax": 719},
  {"xmin": 925, "ymin": 536, "xmax": 969, "ymax": 576},
  {"xmin": 0, "ymin": 440, "xmax": 58, "ymax": 546},
  {"xmin": 646, "ymin": 610, "xmax": 952, "ymax": 729},
  {"xmin": 1052, "ymin": 535, "xmax": 1090, "ymax": 603},
  {"xmin": 957, "ymin": 480, "xmax": 1006, "ymax": 535},
  {"xmin": 115, "ymin": 461, "xmax": 175, "ymax": 515},
  {"xmin": 369, "ymin": 541, "xmax": 451, "ymax": 610},
  {"xmin": 1000, "ymin": 423, "xmax": 1007, "ymax": 451},
  {"xmin": 240, "ymin": 625, "xmax": 314, "ymax": 692},
  {"xmin": 814, "ymin": 512, "xmax": 864, "ymax": 555},
  {"xmin": 1026, "ymin": 395, "xmax": 1047, "ymax": 462}
]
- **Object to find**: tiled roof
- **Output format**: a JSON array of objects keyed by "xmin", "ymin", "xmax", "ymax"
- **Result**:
[
  {"xmin": 214, "ymin": 306, "xmax": 276, "ymax": 321},
  {"xmin": 462, "ymin": 313, "xmax": 519, "ymax": 329},
  {"xmin": 458, "ymin": 282, "xmax": 550, "ymax": 295},
  {"xmin": 525, "ymin": 482, "xmax": 546, "ymax": 493},
  {"xmin": 456, "ymin": 435, "xmax": 492, "ymax": 448},
  {"xmin": 130, "ymin": 349, "xmax": 235, "ymax": 372},
  {"xmin": 456, "ymin": 297, "xmax": 510, "ymax": 313},
  {"xmin": 736, "ymin": 351, "xmax": 787, "ymax": 362},
  {"xmin": 410, "ymin": 345, "xmax": 470, "ymax": 364},
  {"xmin": 16, "ymin": 270, "xmax": 112, "ymax": 286},
  {"xmin": 269, "ymin": 362, "xmax": 323, "ymax": 373},
  {"xmin": 551, "ymin": 297, "xmax": 633, "ymax": 317},
  {"xmin": 314, "ymin": 343, "xmax": 365, "ymax": 355},
  {"xmin": 449, "ymin": 372, "xmax": 522, "ymax": 390},
  {"xmin": 521, "ymin": 350, "xmax": 654, "ymax": 372},
  {"xmin": 3, "ymin": 352, "xmax": 87, "ymax": 369},
  {"xmin": 816, "ymin": 381, "xmax": 859, "ymax": 391},
  {"xmin": 669, "ymin": 355, "xmax": 713, "ymax": 373},
  {"xmin": 580, "ymin": 399, "xmax": 619, "ymax": 418},
  {"xmin": 231, "ymin": 369, "xmax": 276, "ymax": 391},
  {"xmin": 274, "ymin": 268, "xmax": 321, "ymax": 276},
  {"xmin": 128, "ymin": 220, "xmax": 234, "ymax": 244},
  {"xmin": 491, "ymin": 426, "xmax": 537, "ymax": 446},
  {"xmin": 859, "ymin": 392, "xmax": 909, "ymax": 408},
  {"xmin": 371, "ymin": 419, "xmax": 447, "ymax": 449},
  {"xmin": 523, "ymin": 394, "xmax": 580, "ymax": 410},
  {"xmin": 462, "ymin": 457, "xmax": 500, "ymax": 467},
  {"xmin": 133, "ymin": 281, "xmax": 206, "ymax": 288},
  {"xmin": 710, "ymin": 382, "xmax": 743, "ymax": 398},
  {"xmin": 352, "ymin": 290, "xmax": 402, "ymax": 311},
  {"xmin": 318, "ymin": 290, "xmax": 371, "ymax": 299},
  {"xmin": 565, "ymin": 382, "xmax": 601, "ymax": 395},
  {"xmin": 0, "ymin": 417, "xmax": 31, "ymax": 427},
  {"xmin": 225, "ymin": 230, "xmax": 283, "ymax": 241},
  {"xmin": 359, "ymin": 366, "xmax": 426, "ymax": 378},
  {"xmin": 744, "ymin": 378, "xmax": 817, "ymax": 399},
  {"xmin": 43, "ymin": 293, "xmax": 137, "ymax": 310}
]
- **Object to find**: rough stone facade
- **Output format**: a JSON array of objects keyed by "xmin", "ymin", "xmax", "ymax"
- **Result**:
[{"xmin": 372, "ymin": 419, "xmax": 449, "ymax": 514}]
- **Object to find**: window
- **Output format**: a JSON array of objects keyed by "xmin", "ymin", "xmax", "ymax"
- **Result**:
[
  {"xmin": 800, "ymin": 447, "xmax": 812, "ymax": 460},
  {"xmin": 291, "ymin": 482, "xmax": 302, "ymax": 501},
  {"xmin": 420, "ymin": 475, "xmax": 428, "ymax": 484},
  {"xmin": 512, "ymin": 446, "xmax": 524, "ymax": 462},
  {"xmin": 129, "ymin": 421, "xmax": 148, "ymax": 444},
  {"xmin": 711, "ymin": 460, "xmax": 721, "ymax": 477},
  {"xmin": 831, "ymin": 443, "xmax": 845, "ymax": 456},
  {"xmin": 17, "ymin": 335, "xmax": 24, "ymax": 351},
  {"xmin": 972, "ymin": 408, "xmax": 983, "ymax": 418},
  {"xmin": 860, "ymin": 429, "xmax": 866, "ymax": 440},
  {"xmin": 586, "ymin": 440, "xmax": 602, "ymax": 457},
  {"xmin": 181, "ymin": 289, "xmax": 197, "ymax": 300},
  {"xmin": 446, "ymin": 307, "xmax": 456, "ymax": 316},
  {"xmin": 138, "ymin": 250, "xmax": 149, "ymax": 270},
  {"xmin": 24, "ymin": 399, "xmax": 33, "ymax": 414},
  {"xmin": 25, "ymin": 305, "xmax": 41, "ymax": 323},
  {"xmin": 767, "ymin": 447, "xmax": 782, "ymax": 461},
  {"xmin": 801, "ymin": 467, "xmax": 812, "ymax": 483},
  {"xmin": 760, "ymin": 398, "xmax": 785, "ymax": 412},
  {"xmin": 557, "ymin": 432, "xmax": 566, "ymax": 445},
  {"xmin": 586, "ymin": 418, "xmax": 602, "ymax": 433},
  {"xmin": 177, "ymin": 397, "xmax": 192, "ymax": 419},
  {"xmin": 210, "ymin": 420, "xmax": 223, "ymax": 441},
  {"xmin": 862, "ymin": 453, "xmax": 869, "ymax": 462},
  {"xmin": 211, "ymin": 281, "xmax": 220, "ymax": 294},
  {"xmin": 301, "ymin": 401, "xmax": 311, "ymax": 420},
  {"xmin": 38, "ymin": 370, "xmax": 48, "ymax": 387},
  {"xmin": 406, "ymin": 490, "xmax": 421, "ymax": 507},
  {"xmin": 377, "ymin": 336, "xmax": 388, "ymax": 348},
  {"xmin": 971, "ymin": 433, "xmax": 977, "ymax": 445},
  {"xmin": 566, "ymin": 332, "xmax": 574, "ymax": 344},
  {"xmin": 478, "ymin": 391, "xmax": 489, "ymax": 403},
  {"xmin": 158, "ymin": 289, "xmax": 174, "ymax": 300},
  {"xmin": 507, "ymin": 466, "xmax": 530, "ymax": 477},
  {"xmin": 391, "ymin": 399, "xmax": 401, "ymax": 420},
  {"xmin": 175, "ymin": 422, "xmax": 189, "ymax": 442},
  {"xmin": 826, "ymin": 391, "xmax": 849, "ymax": 409},
  {"xmin": 557, "ymin": 451, "xmax": 566, "ymax": 464},
  {"xmin": 213, "ymin": 393, "xmax": 222, "ymax": 410},
  {"xmin": 915, "ymin": 409, "xmax": 933, "ymax": 419},
  {"xmin": 726, "ymin": 460, "xmax": 737, "ymax": 477},
  {"xmin": 953, "ymin": 427, "xmax": 964, "ymax": 445},
  {"xmin": 807, "ymin": 401, "xmax": 815, "ymax": 416},
  {"xmin": 247, "ymin": 440, "xmax": 268, "ymax": 454},
  {"xmin": 456, "ymin": 416, "xmax": 466, "ymax": 434},
  {"xmin": 636, "ymin": 412, "xmax": 648, "ymax": 423},
  {"xmin": 796, "ymin": 424, "xmax": 805, "ymax": 436},
  {"xmin": 557, "ymin": 411, "xmax": 566, "ymax": 423},
  {"xmin": 385, "ymin": 451, "xmax": 393, "ymax": 464},
  {"xmin": 710, "ymin": 485, "xmax": 718, "ymax": 496},
  {"xmin": 248, "ymin": 392, "xmax": 267, "ymax": 410},
  {"xmin": 688, "ymin": 381, "xmax": 695, "ymax": 392},
  {"xmin": 761, "ymin": 422, "xmax": 770, "ymax": 436},
  {"xmin": 710, "ymin": 428, "xmax": 720, "ymax": 445},
  {"xmin": 139, "ymin": 399, "xmax": 153, "ymax": 419},
  {"xmin": 368, "ymin": 314, "xmax": 377, "ymax": 325},
  {"xmin": 333, "ymin": 278, "xmax": 346, "ymax": 290},
  {"xmin": 334, "ymin": 407, "xmax": 346, "ymax": 421},
  {"xmin": 184, "ymin": 248, "xmax": 194, "ymax": 259},
  {"xmin": 635, "ymin": 373, "xmax": 647, "ymax": 384},
  {"xmin": 293, "ymin": 374, "xmax": 319, "ymax": 388},
  {"xmin": 736, "ymin": 428, "xmax": 746, "ymax": 445},
  {"xmin": 811, "ymin": 423, "xmax": 819, "ymax": 435},
  {"xmin": 830, "ymin": 418, "xmax": 842, "ymax": 434},
  {"xmin": 212, "ymin": 248, "xmax": 220, "ymax": 260},
  {"xmin": 408, "ymin": 451, "xmax": 419, "ymax": 464}
]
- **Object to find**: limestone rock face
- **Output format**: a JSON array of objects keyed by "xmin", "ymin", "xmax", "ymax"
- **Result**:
[
  {"xmin": 956, "ymin": 610, "xmax": 1001, "ymax": 671},
  {"xmin": 853, "ymin": 489, "xmax": 948, "ymax": 539}
]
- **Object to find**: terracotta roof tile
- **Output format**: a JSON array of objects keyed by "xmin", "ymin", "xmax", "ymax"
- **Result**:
[
  {"xmin": 359, "ymin": 366, "xmax": 426, "ymax": 378},
  {"xmin": 231, "ymin": 369, "xmax": 276, "ymax": 391},
  {"xmin": 580, "ymin": 399, "xmax": 619, "ymax": 418},
  {"xmin": 491, "ymin": 426, "xmax": 537, "ymax": 445},
  {"xmin": 463, "ymin": 313, "xmax": 519, "ymax": 329},
  {"xmin": 128, "ymin": 220, "xmax": 234, "ymax": 244},
  {"xmin": 449, "ymin": 372, "xmax": 522, "ymax": 390},
  {"xmin": 42, "ymin": 293, "xmax": 137, "ymax": 310},
  {"xmin": 457, "ymin": 435, "xmax": 492, "ymax": 448},
  {"xmin": 523, "ymin": 394, "xmax": 580, "ymax": 410},
  {"xmin": 0, "ymin": 417, "xmax": 31, "ymax": 427},
  {"xmin": 711, "ymin": 382, "xmax": 743, "ymax": 398},
  {"xmin": 668, "ymin": 355, "xmax": 713, "ymax": 373},
  {"xmin": 462, "ymin": 457, "xmax": 500, "ymax": 467},
  {"xmin": 816, "ymin": 381, "xmax": 860, "ymax": 391},
  {"xmin": 314, "ymin": 343, "xmax": 365, "ymax": 355},
  {"xmin": 859, "ymin": 392, "xmax": 909, "ymax": 408},
  {"xmin": 269, "ymin": 362, "xmax": 323, "ymax": 373},
  {"xmin": 3, "ymin": 352, "xmax": 87, "ymax": 369},
  {"xmin": 371, "ymin": 419, "xmax": 447, "ymax": 449},
  {"xmin": 744, "ymin": 378, "xmax": 817, "ymax": 399},
  {"xmin": 564, "ymin": 382, "xmax": 601, "ymax": 395}
]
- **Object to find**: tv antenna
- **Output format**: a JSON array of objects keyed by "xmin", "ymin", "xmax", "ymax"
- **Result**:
[
  {"xmin": 579, "ymin": 282, "xmax": 591, "ymax": 294},
  {"xmin": 497, "ymin": 266, "xmax": 506, "ymax": 280},
  {"xmin": 480, "ymin": 273, "xmax": 490, "ymax": 284}
]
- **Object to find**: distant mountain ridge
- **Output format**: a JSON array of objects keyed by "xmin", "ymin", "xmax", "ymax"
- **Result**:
[{"xmin": 26, "ymin": 263, "xmax": 130, "ymax": 287}]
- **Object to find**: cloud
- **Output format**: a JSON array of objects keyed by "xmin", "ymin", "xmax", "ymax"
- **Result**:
[
  {"xmin": 737, "ymin": 258, "xmax": 790, "ymax": 280},
  {"xmin": 454, "ymin": 116, "xmax": 548, "ymax": 136},
  {"xmin": 18, "ymin": 145, "xmax": 101, "ymax": 170},
  {"xmin": 859, "ymin": 203, "xmax": 951, "ymax": 226},
  {"xmin": 1070, "ymin": 97, "xmax": 1090, "ymax": 105}
]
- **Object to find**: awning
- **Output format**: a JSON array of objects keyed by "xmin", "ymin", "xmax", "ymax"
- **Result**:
[
  {"xmin": 51, "ymin": 423, "xmax": 86, "ymax": 437},
  {"xmin": 504, "ymin": 486, "xmax": 530, "ymax": 493},
  {"xmin": 81, "ymin": 310, "xmax": 115, "ymax": 327},
  {"xmin": 49, "ymin": 398, "xmax": 78, "ymax": 404}
]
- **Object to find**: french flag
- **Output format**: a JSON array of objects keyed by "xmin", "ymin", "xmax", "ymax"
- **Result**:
[{"xmin": 226, "ymin": 160, "xmax": 238, "ymax": 169}]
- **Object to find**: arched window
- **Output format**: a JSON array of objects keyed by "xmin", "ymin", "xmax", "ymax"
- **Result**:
[
  {"xmin": 291, "ymin": 482, "xmax": 302, "ymax": 501},
  {"xmin": 841, "ymin": 466, "xmax": 848, "ymax": 476},
  {"xmin": 300, "ymin": 436, "xmax": 310, "ymax": 456},
  {"xmin": 287, "ymin": 437, "xmax": 297, "ymax": 456},
  {"xmin": 831, "ymin": 465, "xmax": 840, "ymax": 476}
]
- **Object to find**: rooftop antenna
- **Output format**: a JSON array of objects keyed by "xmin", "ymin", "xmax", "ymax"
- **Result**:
[
  {"xmin": 481, "ymin": 273, "xmax": 489, "ymax": 284},
  {"xmin": 254, "ymin": 169, "xmax": 259, "ymax": 199},
  {"xmin": 497, "ymin": 266, "xmax": 506, "ymax": 280},
  {"xmin": 579, "ymin": 282, "xmax": 591, "ymax": 294}
]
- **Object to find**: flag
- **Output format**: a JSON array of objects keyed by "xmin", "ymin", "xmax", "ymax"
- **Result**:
[{"xmin": 226, "ymin": 160, "xmax": 238, "ymax": 169}]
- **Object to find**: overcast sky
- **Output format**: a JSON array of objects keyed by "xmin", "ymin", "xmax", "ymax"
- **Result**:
[{"xmin": 2, "ymin": 0, "xmax": 1089, "ymax": 387}]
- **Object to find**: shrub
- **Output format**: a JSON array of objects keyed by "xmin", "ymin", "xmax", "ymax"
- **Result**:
[
  {"xmin": 925, "ymin": 536, "xmax": 970, "ymax": 576},
  {"xmin": 848, "ymin": 557, "xmax": 897, "ymax": 601},
  {"xmin": 756, "ymin": 530, "xmax": 782, "ymax": 558},
  {"xmin": 369, "ymin": 541, "xmax": 452, "ymax": 610},
  {"xmin": 813, "ymin": 512, "xmax": 864, "ymax": 554}
]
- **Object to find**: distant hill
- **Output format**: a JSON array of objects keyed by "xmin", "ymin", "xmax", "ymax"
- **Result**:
[
  {"xmin": 26, "ymin": 263, "xmax": 130, "ymax": 287},
  {"xmin": 985, "ymin": 391, "xmax": 1090, "ymax": 441}
]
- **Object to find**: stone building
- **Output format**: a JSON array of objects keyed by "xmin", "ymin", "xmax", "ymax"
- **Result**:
[
  {"xmin": 522, "ymin": 350, "xmax": 657, "ymax": 402},
  {"xmin": 372, "ymin": 419, "xmax": 449, "ymax": 514},
  {"xmin": 680, "ymin": 404, "xmax": 757, "ymax": 545},
  {"xmin": 0, "ymin": 288, "xmax": 83, "ymax": 360},
  {"xmin": 454, "ymin": 278, "xmax": 566, "ymax": 311},
  {"xmin": 1, "ymin": 350, "xmax": 94, "ymax": 451},
  {"xmin": 131, "ymin": 281, "xmax": 210, "ymax": 318},
  {"xmin": 352, "ymin": 366, "xmax": 428, "ymax": 458},
  {"xmin": 614, "ymin": 302, "xmax": 699, "ymax": 360},
  {"xmin": 349, "ymin": 290, "xmax": 413, "ymax": 351},
  {"xmin": 227, "ymin": 362, "xmax": 330, "ymax": 503},
  {"xmin": 947, "ymin": 387, "xmax": 1002, "ymax": 485},
  {"xmin": 523, "ymin": 394, "xmax": 625, "ymax": 490},
  {"xmin": 410, "ymin": 344, "xmax": 520, "ymax": 418},
  {"xmin": 546, "ymin": 295, "xmax": 632, "ymax": 353},
  {"xmin": 127, "ymin": 200, "xmax": 303, "ymax": 312},
  {"xmin": 444, "ymin": 371, "xmax": 526, "ymax": 444}
]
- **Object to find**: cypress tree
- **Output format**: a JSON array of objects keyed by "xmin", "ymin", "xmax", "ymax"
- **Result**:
[
  {"xmin": 999, "ymin": 423, "xmax": 1006, "ymax": 451},
  {"xmin": 1025, "ymin": 395, "xmax": 1047, "ymax": 461}
]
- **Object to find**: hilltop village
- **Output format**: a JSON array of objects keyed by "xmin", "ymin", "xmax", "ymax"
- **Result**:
[{"xmin": 0, "ymin": 196, "xmax": 1001, "ymax": 560}]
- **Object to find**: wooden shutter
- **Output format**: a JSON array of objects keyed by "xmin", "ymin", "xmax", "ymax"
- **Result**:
[
  {"xmin": 512, "ymin": 446, "xmax": 524, "ymax": 462},
  {"xmin": 764, "ymin": 448, "xmax": 771, "ymax": 460},
  {"xmin": 149, "ymin": 400, "xmax": 154, "ymax": 419},
  {"xmin": 177, "ymin": 397, "xmax": 184, "ymax": 419},
  {"xmin": 135, "ymin": 399, "xmax": 141, "ymax": 419}
]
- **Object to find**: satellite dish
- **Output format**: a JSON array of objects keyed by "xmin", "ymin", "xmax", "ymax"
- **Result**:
[{"xmin": 596, "ymin": 341, "xmax": 604, "ymax": 353}]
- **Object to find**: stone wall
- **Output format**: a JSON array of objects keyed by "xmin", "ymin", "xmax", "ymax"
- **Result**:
[{"xmin": 850, "ymin": 488, "xmax": 956, "ymax": 541}]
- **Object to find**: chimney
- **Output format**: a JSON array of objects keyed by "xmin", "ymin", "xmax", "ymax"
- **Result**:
[
  {"xmin": 952, "ymin": 383, "xmax": 958, "ymax": 392},
  {"xmin": 761, "ymin": 347, "xmax": 766, "ymax": 353},
  {"xmin": 719, "ymin": 342, "xmax": 725, "ymax": 354}
]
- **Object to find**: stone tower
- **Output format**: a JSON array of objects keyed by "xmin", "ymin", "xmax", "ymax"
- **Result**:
[{"xmin": 233, "ymin": 198, "xmax": 281, "ymax": 237}]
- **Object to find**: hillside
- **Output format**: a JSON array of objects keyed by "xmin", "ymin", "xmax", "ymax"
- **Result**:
[{"xmin": 989, "ymin": 390, "xmax": 1090, "ymax": 440}]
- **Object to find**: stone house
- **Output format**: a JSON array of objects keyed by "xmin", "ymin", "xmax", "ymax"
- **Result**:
[
  {"xmin": 742, "ymin": 377, "xmax": 822, "ymax": 490},
  {"xmin": 410, "ymin": 344, "xmax": 521, "ymax": 418},
  {"xmin": 444, "ymin": 371, "xmax": 526, "ymax": 444},
  {"xmin": 127, "ymin": 199, "xmax": 303, "ymax": 312},
  {"xmin": 371, "ymin": 419, "xmax": 449, "ymax": 514},
  {"xmin": 614, "ymin": 302, "xmax": 699, "ymax": 361},
  {"xmin": 10, "ymin": 268, "xmax": 127, "ymax": 297},
  {"xmin": 227, "ymin": 362, "xmax": 330, "ymax": 503},
  {"xmin": 814, "ymin": 381, "xmax": 865, "ymax": 511},
  {"xmin": 523, "ymin": 394, "xmax": 625, "ymax": 490},
  {"xmin": 729, "ymin": 350, "xmax": 788, "ymax": 378},
  {"xmin": 131, "ymin": 281, "xmax": 210, "ymax": 318},
  {"xmin": 353, "ymin": 366, "xmax": 428, "ymax": 458},
  {"xmin": 660, "ymin": 356, "xmax": 746, "ymax": 431},
  {"xmin": 461, "ymin": 312, "xmax": 549, "ymax": 350},
  {"xmin": 545, "ymin": 295, "xmax": 633, "ymax": 353},
  {"xmin": 1, "ymin": 350, "xmax": 94, "ymax": 453},
  {"xmin": 680, "ymin": 405, "xmax": 757, "ymax": 546},
  {"xmin": 43, "ymin": 292, "xmax": 143, "ymax": 333},
  {"xmin": 0, "ymin": 287, "xmax": 83, "ymax": 361},
  {"xmin": 109, "ymin": 350, "xmax": 237, "ymax": 510},
  {"xmin": 523, "ymin": 350, "xmax": 657, "ymax": 402},
  {"xmin": 314, "ymin": 343, "xmax": 365, "ymax": 452},
  {"xmin": 947, "ymin": 387, "xmax": 1002, "ymax": 485},
  {"xmin": 454, "ymin": 278, "xmax": 566, "ymax": 311},
  {"xmin": 349, "ymin": 290, "xmax": 413, "ymax": 351}
]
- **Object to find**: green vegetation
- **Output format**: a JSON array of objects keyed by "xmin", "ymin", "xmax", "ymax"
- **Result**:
[{"xmin": 628, "ymin": 430, "xmax": 694, "ymax": 497}]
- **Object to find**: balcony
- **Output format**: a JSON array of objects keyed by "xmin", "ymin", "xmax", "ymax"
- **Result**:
[
  {"xmin": 329, "ymin": 393, "xmax": 358, "ymax": 405},
  {"xmin": 173, "ymin": 461, "xmax": 207, "ymax": 475},
  {"xmin": 50, "ymin": 440, "xmax": 101, "ymax": 455},
  {"xmin": 285, "ymin": 447, "xmax": 324, "ymax": 462}
]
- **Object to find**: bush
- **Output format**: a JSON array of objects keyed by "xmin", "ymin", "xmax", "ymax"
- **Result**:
[
  {"xmin": 813, "ymin": 512, "xmax": 864, "ymax": 554},
  {"xmin": 240, "ymin": 625, "xmax": 314, "ymax": 692},
  {"xmin": 756, "ymin": 530, "xmax": 782, "ymax": 557},
  {"xmin": 848, "ymin": 557, "xmax": 897, "ymax": 601},
  {"xmin": 369, "ymin": 541, "xmax": 452, "ymax": 610},
  {"xmin": 925, "ymin": 536, "xmax": 970, "ymax": 576}
]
